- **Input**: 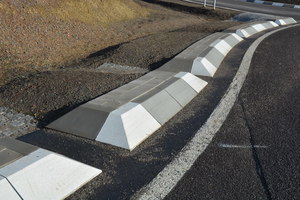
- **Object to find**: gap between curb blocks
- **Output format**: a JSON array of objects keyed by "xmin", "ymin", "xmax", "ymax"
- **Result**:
[{"xmin": 131, "ymin": 24, "xmax": 300, "ymax": 200}]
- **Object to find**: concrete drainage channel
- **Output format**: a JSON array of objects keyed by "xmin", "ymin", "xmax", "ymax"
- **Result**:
[{"xmin": 0, "ymin": 18, "xmax": 297, "ymax": 199}]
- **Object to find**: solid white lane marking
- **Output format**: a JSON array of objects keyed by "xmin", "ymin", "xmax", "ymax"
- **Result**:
[
  {"xmin": 218, "ymin": 143, "xmax": 268, "ymax": 148},
  {"xmin": 132, "ymin": 25, "xmax": 299, "ymax": 200}
]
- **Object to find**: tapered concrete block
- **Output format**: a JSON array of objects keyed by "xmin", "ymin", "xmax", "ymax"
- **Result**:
[
  {"xmin": 262, "ymin": 21, "xmax": 279, "ymax": 29},
  {"xmin": 251, "ymin": 24, "xmax": 266, "ymax": 32},
  {"xmin": 133, "ymin": 80, "xmax": 183, "ymax": 125},
  {"xmin": 174, "ymin": 72, "xmax": 208, "ymax": 93},
  {"xmin": 96, "ymin": 72, "xmax": 207, "ymax": 150},
  {"xmin": 254, "ymin": 0, "xmax": 264, "ymax": 4},
  {"xmin": 209, "ymin": 39, "xmax": 232, "ymax": 55},
  {"xmin": 0, "ymin": 176, "xmax": 22, "ymax": 200},
  {"xmin": 202, "ymin": 47, "xmax": 225, "ymax": 68},
  {"xmin": 236, "ymin": 26, "xmax": 257, "ymax": 38},
  {"xmin": 275, "ymin": 18, "xmax": 297, "ymax": 25},
  {"xmin": 191, "ymin": 57, "xmax": 218, "ymax": 77},
  {"xmin": 272, "ymin": 2, "xmax": 284, "ymax": 6},
  {"xmin": 158, "ymin": 32, "xmax": 226, "ymax": 73},
  {"xmin": 0, "ymin": 138, "xmax": 101, "ymax": 200},
  {"xmin": 165, "ymin": 79, "xmax": 198, "ymax": 107},
  {"xmin": 96, "ymin": 102, "xmax": 161, "ymax": 150},
  {"xmin": 221, "ymin": 33, "xmax": 243, "ymax": 47},
  {"xmin": 47, "ymin": 106, "xmax": 110, "ymax": 140}
]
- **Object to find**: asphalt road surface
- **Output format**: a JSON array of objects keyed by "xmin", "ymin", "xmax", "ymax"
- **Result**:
[
  {"xmin": 185, "ymin": 0, "xmax": 300, "ymax": 20},
  {"xmin": 166, "ymin": 25, "xmax": 300, "ymax": 200}
]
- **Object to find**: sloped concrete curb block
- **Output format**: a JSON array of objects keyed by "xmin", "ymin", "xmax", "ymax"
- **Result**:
[
  {"xmin": 235, "ymin": 21, "xmax": 279, "ymax": 38},
  {"xmin": 275, "ymin": 18, "xmax": 297, "ymax": 25},
  {"xmin": 240, "ymin": 0, "xmax": 300, "ymax": 9},
  {"xmin": 48, "ymin": 72, "xmax": 207, "ymax": 150},
  {"xmin": 0, "ymin": 138, "xmax": 101, "ymax": 200},
  {"xmin": 191, "ymin": 33, "xmax": 243, "ymax": 77}
]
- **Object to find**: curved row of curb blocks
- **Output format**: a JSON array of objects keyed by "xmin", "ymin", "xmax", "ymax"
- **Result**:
[
  {"xmin": 48, "ymin": 72, "xmax": 207, "ymax": 150},
  {"xmin": 47, "ymin": 18, "xmax": 297, "ymax": 151},
  {"xmin": 0, "ymin": 17, "xmax": 297, "ymax": 200},
  {"xmin": 240, "ymin": 0, "xmax": 300, "ymax": 9}
]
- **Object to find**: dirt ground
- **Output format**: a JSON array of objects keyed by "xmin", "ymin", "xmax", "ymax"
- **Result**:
[{"xmin": 0, "ymin": 0, "xmax": 241, "ymax": 126}]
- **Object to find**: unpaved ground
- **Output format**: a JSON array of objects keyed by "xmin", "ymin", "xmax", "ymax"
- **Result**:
[{"xmin": 0, "ymin": 0, "xmax": 241, "ymax": 132}]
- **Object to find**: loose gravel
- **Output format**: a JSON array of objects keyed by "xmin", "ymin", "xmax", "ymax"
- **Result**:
[
  {"xmin": 0, "ymin": 107, "xmax": 37, "ymax": 138},
  {"xmin": 96, "ymin": 63, "xmax": 148, "ymax": 74}
]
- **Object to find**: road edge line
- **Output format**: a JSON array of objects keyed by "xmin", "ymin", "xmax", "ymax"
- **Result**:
[{"xmin": 131, "ymin": 24, "xmax": 299, "ymax": 200}]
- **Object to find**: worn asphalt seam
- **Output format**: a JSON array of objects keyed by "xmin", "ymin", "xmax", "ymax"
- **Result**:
[
  {"xmin": 240, "ymin": 99, "xmax": 273, "ymax": 200},
  {"xmin": 131, "ymin": 24, "xmax": 299, "ymax": 200}
]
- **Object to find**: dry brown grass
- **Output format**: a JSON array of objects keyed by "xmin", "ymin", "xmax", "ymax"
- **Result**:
[
  {"xmin": 0, "ymin": 0, "xmax": 152, "ymax": 85},
  {"xmin": 26, "ymin": 0, "xmax": 150, "ymax": 25}
]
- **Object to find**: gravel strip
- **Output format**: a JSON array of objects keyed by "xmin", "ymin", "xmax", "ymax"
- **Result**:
[
  {"xmin": 0, "ymin": 107, "xmax": 37, "ymax": 138},
  {"xmin": 96, "ymin": 63, "xmax": 148, "ymax": 74}
]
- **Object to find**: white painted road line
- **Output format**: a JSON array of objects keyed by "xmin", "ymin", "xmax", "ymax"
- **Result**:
[
  {"xmin": 131, "ymin": 25, "xmax": 298, "ymax": 200},
  {"xmin": 218, "ymin": 143, "xmax": 268, "ymax": 148}
]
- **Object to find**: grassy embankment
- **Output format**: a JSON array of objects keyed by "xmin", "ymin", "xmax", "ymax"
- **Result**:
[{"xmin": 0, "ymin": 0, "xmax": 150, "ymax": 85}]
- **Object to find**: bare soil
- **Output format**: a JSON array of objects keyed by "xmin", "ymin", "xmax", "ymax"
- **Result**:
[{"xmin": 0, "ymin": 0, "xmax": 241, "ymax": 127}]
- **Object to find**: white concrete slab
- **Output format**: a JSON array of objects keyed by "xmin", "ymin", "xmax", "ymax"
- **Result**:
[
  {"xmin": 96, "ymin": 102, "xmax": 161, "ymax": 150},
  {"xmin": 262, "ymin": 21, "xmax": 279, "ymax": 29},
  {"xmin": 0, "ymin": 149, "xmax": 101, "ymax": 200},
  {"xmin": 209, "ymin": 39, "xmax": 232, "ymax": 55},
  {"xmin": 254, "ymin": 0, "xmax": 265, "ymax": 4},
  {"xmin": 0, "ymin": 176, "xmax": 21, "ymax": 200},
  {"xmin": 174, "ymin": 72, "xmax": 208, "ymax": 93},
  {"xmin": 134, "ymin": 87, "xmax": 183, "ymax": 125},
  {"xmin": 222, "ymin": 33, "xmax": 243, "ymax": 47},
  {"xmin": 191, "ymin": 57, "xmax": 217, "ymax": 77},
  {"xmin": 236, "ymin": 28, "xmax": 251, "ymax": 38},
  {"xmin": 272, "ymin": 2, "xmax": 284, "ymax": 7},
  {"xmin": 275, "ymin": 18, "xmax": 297, "ymax": 25},
  {"xmin": 165, "ymin": 79, "xmax": 197, "ymax": 107},
  {"xmin": 275, "ymin": 19, "xmax": 286, "ymax": 25},
  {"xmin": 251, "ymin": 24, "xmax": 266, "ymax": 32}
]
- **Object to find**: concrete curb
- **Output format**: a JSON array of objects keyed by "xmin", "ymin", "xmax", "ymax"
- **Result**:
[
  {"xmin": 48, "ymin": 72, "xmax": 207, "ymax": 150},
  {"xmin": 0, "ymin": 137, "xmax": 101, "ymax": 200},
  {"xmin": 47, "ymin": 17, "xmax": 297, "ymax": 150},
  {"xmin": 240, "ymin": 0, "xmax": 300, "ymax": 9},
  {"xmin": 191, "ymin": 33, "xmax": 243, "ymax": 77},
  {"xmin": 236, "ymin": 21, "xmax": 279, "ymax": 38},
  {"xmin": 275, "ymin": 17, "xmax": 297, "ymax": 25}
]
